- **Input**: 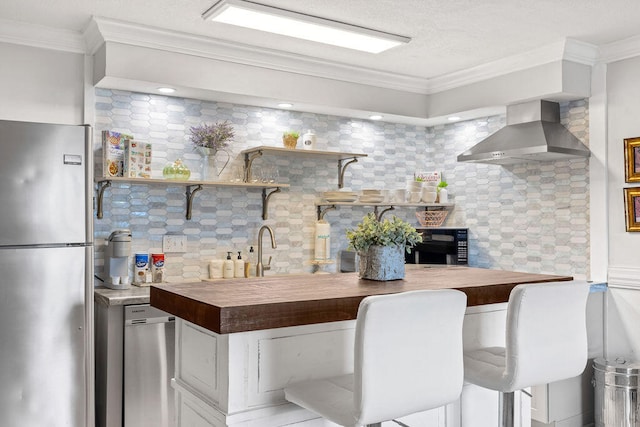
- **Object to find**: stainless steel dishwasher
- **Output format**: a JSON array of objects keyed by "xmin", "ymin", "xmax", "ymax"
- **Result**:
[{"xmin": 124, "ymin": 304, "xmax": 175, "ymax": 427}]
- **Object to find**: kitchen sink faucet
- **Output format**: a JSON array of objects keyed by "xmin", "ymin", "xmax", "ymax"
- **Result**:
[{"xmin": 257, "ymin": 225, "xmax": 277, "ymax": 277}]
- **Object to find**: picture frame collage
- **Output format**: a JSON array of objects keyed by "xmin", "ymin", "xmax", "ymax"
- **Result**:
[{"xmin": 624, "ymin": 137, "xmax": 640, "ymax": 231}]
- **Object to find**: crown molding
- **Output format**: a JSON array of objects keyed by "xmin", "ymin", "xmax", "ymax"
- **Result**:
[
  {"xmin": 89, "ymin": 17, "xmax": 431, "ymax": 94},
  {"xmin": 599, "ymin": 34, "xmax": 640, "ymax": 65},
  {"xmin": 0, "ymin": 18, "xmax": 85, "ymax": 54},
  {"xmin": 89, "ymin": 17, "xmax": 600, "ymax": 97},
  {"xmin": 427, "ymin": 38, "xmax": 599, "ymax": 93},
  {"xmin": 82, "ymin": 18, "xmax": 105, "ymax": 55},
  {"xmin": 0, "ymin": 16, "xmax": 605, "ymax": 95}
]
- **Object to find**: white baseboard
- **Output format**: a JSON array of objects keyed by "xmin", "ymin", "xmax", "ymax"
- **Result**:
[{"xmin": 607, "ymin": 266, "xmax": 640, "ymax": 289}]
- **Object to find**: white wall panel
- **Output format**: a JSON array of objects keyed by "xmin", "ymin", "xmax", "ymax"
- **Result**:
[{"xmin": 0, "ymin": 42, "xmax": 84, "ymax": 124}]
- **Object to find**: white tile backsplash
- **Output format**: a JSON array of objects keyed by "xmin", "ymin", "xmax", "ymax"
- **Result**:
[{"xmin": 94, "ymin": 90, "xmax": 589, "ymax": 281}]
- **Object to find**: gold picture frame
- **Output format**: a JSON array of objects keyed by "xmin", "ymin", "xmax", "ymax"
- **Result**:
[
  {"xmin": 624, "ymin": 137, "xmax": 640, "ymax": 182},
  {"xmin": 624, "ymin": 188, "xmax": 640, "ymax": 232}
]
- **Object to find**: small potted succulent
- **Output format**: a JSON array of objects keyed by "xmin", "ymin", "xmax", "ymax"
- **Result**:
[
  {"xmin": 346, "ymin": 213, "xmax": 422, "ymax": 281},
  {"xmin": 282, "ymin": 131, "xmax": 300, "ymax": 149}
]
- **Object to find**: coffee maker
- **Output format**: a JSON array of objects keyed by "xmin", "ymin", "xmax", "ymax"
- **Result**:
[{"xmin": 104, "ymin": 229, "xmax": 132, "ymax": 289}]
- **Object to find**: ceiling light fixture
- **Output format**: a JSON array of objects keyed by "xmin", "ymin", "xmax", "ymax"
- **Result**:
[
  {"xmin": 157, "ymin": 87, "xmax": 176, "ymax": 94},
  {"xmin": 278, "ymin": 102, "xmax": 293, "ymax": 108},
  {"xmin": 369, "ymin": 115, "xmax": 383, "ymax": 121},
  {"xmin": 202, "ymin": 0, "xmax": 410, "ymax": 54},
  {"xmin": 448, "ymin": 116, "xmax": 461, "ymax": 121}
]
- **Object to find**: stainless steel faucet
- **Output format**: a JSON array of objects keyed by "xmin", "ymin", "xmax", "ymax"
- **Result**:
[{"xmin": 256, "ymin": 225, "xmax": 277, "ymax": 277}]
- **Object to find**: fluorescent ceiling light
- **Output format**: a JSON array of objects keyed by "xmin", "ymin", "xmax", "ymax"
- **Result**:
[
  {"xmin": 448, "ymin": 116, "xmax": 461, "ymax": 121},
  {"xmin": 157, "ymin": 87, "xmax": 176, "ymax": 94},
  {"xmin": 278, "ymin": 102, "xmax": 293, "ymax": 108},
  {"xmin": 202, "ymin": 0, "xmax": 410, "ymax": 54},
  {"xmin": 369, "ymin": 115, "xmax": 383, "ymax": 121}
]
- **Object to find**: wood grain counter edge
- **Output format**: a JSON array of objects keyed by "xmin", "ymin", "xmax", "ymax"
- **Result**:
[{"xmin": 150, "ymin": 267, "xmax": 572, "ymax": 334}]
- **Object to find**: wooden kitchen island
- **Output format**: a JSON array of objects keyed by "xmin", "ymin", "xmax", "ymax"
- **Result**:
[{"xmin": 150, "ymin": 267, "xmax": 572, "ymax": 427}]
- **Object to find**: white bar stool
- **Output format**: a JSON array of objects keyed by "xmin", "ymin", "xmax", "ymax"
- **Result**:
[
  {"xmin": 284, "ymin": 289, "xmax": 468, "ymax": 427},
  {"xmin": 463, "ymin": 280, "xmax": 590, "ymax": 427}
]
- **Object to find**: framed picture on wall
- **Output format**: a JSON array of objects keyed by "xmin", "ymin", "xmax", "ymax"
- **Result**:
[
  {"xmin": 624, "ymin": 187, "xmax": 640, "ymax": 232},
  {"xmin": 624, "ymin": 137, "xmax": 640, "ymax": 182}
]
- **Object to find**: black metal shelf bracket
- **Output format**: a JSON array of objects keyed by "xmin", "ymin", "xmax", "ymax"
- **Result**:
[
  {"xmin": 96, "ymin": 180, "xmax": 112, "ymax": 219},
  {"xmin": 244, "ymin": 150, "xmax": 264, "ymax": 183},
  {"xmin": 262, "ymin": 187, "xmax": 281, "ymax": 220},
  {"xmin": 338, "ymin": 157, "xmax": 359, "ymax": 189},
  {"xmin": 316, "ymin": 205, "xmax": 337, "ymax": 220},
  {"xmin": 185, "ymin": 185, "xmax": 203, "ymax": 220},
  {"xmin": 374, "ymin": 205, "xmax": 395, "ymax": 221}
]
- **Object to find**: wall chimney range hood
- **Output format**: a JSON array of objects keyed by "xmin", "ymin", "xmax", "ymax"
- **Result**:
[{"xmin": 457, "ymin": 100, "xmax": 590, "ymax": 165}]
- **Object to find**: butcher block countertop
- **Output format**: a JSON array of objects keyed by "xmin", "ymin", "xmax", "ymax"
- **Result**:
[{"xmin": 150, "ymin": 266, "xmax": 572, "ymax": 334}]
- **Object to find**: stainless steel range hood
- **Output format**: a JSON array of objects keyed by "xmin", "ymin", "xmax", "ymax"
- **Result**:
[{"xmin": 457, "ymin": 100, "xmax": 590, "ymax": 165}]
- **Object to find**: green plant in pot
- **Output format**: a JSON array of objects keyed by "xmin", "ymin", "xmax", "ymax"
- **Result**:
[
  {"xmin": 346, "ymin": 213, "xmax": 422, "ymax": 281},
  {"xmin": 282, "ymin": 131, "xmax": 300, "ymax": 149}
]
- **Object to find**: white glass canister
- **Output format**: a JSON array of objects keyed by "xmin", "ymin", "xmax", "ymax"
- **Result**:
[{"xmin": 302, "ymin": 130, "xmax": 316, "ymax": 150}]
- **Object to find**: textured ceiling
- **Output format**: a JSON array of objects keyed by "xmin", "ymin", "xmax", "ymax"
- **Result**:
[{"xmin": 2, "ymin": 0, "xmax": 640, "ymax": 79}]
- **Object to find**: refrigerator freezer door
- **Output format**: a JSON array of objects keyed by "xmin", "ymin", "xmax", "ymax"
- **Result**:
[
  {"xmin": 0, "ymin": 120, "xmax": 88, "ymax": 246},
  {"xmin": 0, "ymin": 246, "xmax": 86, "ymax": 427}
]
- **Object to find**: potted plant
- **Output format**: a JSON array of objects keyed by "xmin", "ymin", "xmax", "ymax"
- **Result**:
[
  {"xmin": 189, "ymin": 121, "xmax": 233, "ymax": 180},
  {"xmin": 282, "ymin": 131, "xmax": 300, "ymax": 149},
  {"xmin": 346, "ymin": 213, "xmax": 422, "ymax": 281}
]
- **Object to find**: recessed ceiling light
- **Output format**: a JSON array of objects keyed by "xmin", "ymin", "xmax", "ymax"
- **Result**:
[
  {"xmin": 278, "ymin": 103, "xmax": 294, "ymax": 108},
  {"xmin": 448, "ymin": 116, "xmax": 461, "ymax": 121},
  {"xmin": 157, "ymin": 87, "xmax": 176, "ymax": 94},
  {"xmin": 369, "ymin": 115, "xmax": 383, "ymax": 121},
  {"xmin": 202, "ymin": 0, "xmax": 410, "ymax": 54}
]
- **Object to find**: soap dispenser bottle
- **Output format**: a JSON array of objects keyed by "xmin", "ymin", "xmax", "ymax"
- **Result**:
[
  {"xmin": 234, "ymin": 251, "xmax": 245, "ymax": 278},
  {"xmin": 223, "ymin": 252, "xmax": 235, "ymax": 279},
  {"xmin": 244, "ymin": 246, "xmax": 255, "ymax": 278}
]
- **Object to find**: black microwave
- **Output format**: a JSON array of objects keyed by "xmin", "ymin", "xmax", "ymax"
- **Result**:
[{"xmin": 405, "ymin": 227, "xmax": 468, "ymax": 265}]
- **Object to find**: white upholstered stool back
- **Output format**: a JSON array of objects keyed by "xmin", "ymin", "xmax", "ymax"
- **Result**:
[
  {"xmin": 284, "ymin": 289, "xmax": 467, "ymax": 427},
  {"xmin": 464, "ymin": 280, "xmax": 590, "ymax": 426}
]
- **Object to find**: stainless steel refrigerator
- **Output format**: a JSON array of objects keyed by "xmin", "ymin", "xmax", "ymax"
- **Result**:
[{"xmin": 0, "ymin": 119, "xmax": 93, "ymax": 427}]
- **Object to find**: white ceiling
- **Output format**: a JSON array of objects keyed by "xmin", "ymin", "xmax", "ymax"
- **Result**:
[{"xmin": 3, "ymin": 0, "xmax": 640, "ymax": 81}]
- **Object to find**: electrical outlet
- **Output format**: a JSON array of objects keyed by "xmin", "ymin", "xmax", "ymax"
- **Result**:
[{"xmin": 163, "ymin": 235, "xmax": 187, "ymax": 253}]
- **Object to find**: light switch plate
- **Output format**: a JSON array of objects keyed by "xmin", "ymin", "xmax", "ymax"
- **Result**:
[{"xmin": 163, "ymin": 235, "xmax": 187, "ymax": 253}]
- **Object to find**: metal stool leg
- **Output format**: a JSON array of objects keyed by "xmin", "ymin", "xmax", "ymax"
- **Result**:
[{"xmin": 500, "ymin": 392, "xmax": 515, "ymax": 427}]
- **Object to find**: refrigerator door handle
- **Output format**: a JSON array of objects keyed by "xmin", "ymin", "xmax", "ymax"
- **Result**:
[{"xmin": 63, "ymin": 154, "xmax": 83, "ymax": 165}]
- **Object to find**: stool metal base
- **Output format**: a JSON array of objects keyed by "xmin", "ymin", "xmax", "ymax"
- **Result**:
[{"xmin": 500, "ymin": 392, "xmax": 515, "ymax": 427}]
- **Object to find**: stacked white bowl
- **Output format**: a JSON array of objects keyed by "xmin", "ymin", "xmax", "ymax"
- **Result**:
[
  {"xmin": 359, "ymin": 189, "xmax": 384, "ymax": 204},
  {"xmin": 421, "ymin": 182, "xmax": 438, "ymax": 203},
  {"xmin": 407, "ymin": 180, "xmax": 423, "ymax": 203}
]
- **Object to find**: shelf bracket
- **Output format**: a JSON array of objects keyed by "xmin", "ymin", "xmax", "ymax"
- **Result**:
[
  {"xmin": 95, "ymin": 180, "xmax": 112, "ymax": 219},
  {"xmin": 262, "ymin": 187, "xmax": 281, "ymax": 220},
  {"xmin": 185, "ymin": 185, "xmax": 203, "ymax": 220},
  {"xmin": 244, "ymin": 150, "xmax": 263, "ymax": 183},
  {"xmin": 374, "ymin": 205, "xmax": 395, "ymax": 221},
  {"xmin": 317, "ymin": 205, "xmax": 337, "ymax": 220},
  {"xmin": 337, "ymin": 157, "xmax": 359, "ymax": 189}
]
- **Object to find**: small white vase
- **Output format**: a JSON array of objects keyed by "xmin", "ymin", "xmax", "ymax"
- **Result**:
[{"xmin": 439, "ymin": 188, "xmax": 448, "ymax": 203}]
